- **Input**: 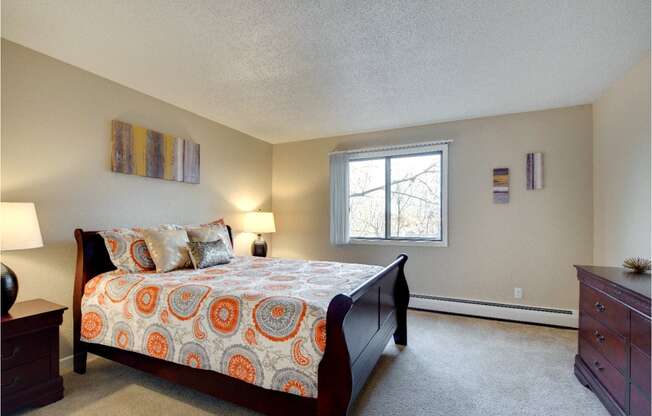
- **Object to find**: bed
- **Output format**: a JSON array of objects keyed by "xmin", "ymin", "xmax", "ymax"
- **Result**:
[{"xmin": 72, "ymin": 226, "xmax": 409, "ymax": 416}]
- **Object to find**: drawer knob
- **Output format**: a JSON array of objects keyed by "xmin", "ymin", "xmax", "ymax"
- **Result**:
[
  {"xmin": 593, "ymin": 360, "xmax": 604, "ymax": 371},
  {"xmin": 592, "ymin": 330, "xmax": 605, "ymax": 343},
  {"xmin": 594, "ymin": 302, "xmax": 606, "ymax": 313}
]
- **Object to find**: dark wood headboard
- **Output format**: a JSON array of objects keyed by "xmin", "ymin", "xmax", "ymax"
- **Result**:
[{"xmin": 74, "ymin": 230, "xmax": 116, "ymax": 281}]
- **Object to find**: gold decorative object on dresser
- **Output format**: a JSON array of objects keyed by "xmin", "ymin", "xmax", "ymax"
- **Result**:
[{"xmin": 574, "ymin": 265, "xmax": 651, "ymax": 416}]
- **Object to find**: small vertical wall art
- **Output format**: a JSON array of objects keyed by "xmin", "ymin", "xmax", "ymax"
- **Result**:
[
  {"xmin": 111, "ymin": 120, "xmax": 200, "ymax": 184},
  {"xmin": 493, "ymin": 168, "xmax": 509, "ymax": 203},
  {"xmin": 526, "ymin": 152, "xmax": 543, "ymax": 190}
]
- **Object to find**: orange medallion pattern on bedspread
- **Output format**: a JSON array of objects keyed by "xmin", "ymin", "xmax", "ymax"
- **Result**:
[
  {"xmin": 80, "ymin": 256, "xmax": 383, "ymax": 397},
  {"xmin": 134, "ymin": 285, "xmax": 160, "ymax": 317}
]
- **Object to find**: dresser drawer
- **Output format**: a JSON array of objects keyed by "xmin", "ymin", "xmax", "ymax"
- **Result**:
[
  {"xmin": 579, "ymin": 337, "xmax": 626, "ymax": 408},
  {"xmin": 1, "ymin": 356, "xmax": 51, "ymax": 396},
  {"xmin": 1, "ymin": 331, "xmax": 51, "ymax": 370},
  {"xmin": 631, "ymin": 312, "xmax": 651, "ymax": 356},
  {"xmin": 631, "ymin": 383, "xmax": 651, "ymax": 416},
  {"xmin": 579, "ymin": 313, "xmax": 626, "ymax": 373},
  {"xmin": 631, "ymin": 345, "xmax": 651, "ymax": 396},
  {"xmin": 580, "ymin": 284, "xmax": 629, "ymax": 336}
]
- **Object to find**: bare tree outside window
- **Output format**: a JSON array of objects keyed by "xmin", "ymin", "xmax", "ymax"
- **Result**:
[
  {"xmin": 391, "ymin": 154, "xmax": 441, "ymax": 239},
  {"xmin": 348, "ymin": 153, "xmax": 442, "ymax": 240}
]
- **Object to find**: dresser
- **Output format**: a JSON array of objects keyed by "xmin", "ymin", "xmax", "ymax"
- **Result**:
[
  {"xmin": 574, "ymin": 266, "xmax": 651, "ymax": 416},
  {"xmin": 1, "ymin": 299, "xmax": 67, "ymax": 414}
]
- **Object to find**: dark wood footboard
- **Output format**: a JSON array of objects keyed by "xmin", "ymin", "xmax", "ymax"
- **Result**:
[
  {"xmin": 73, "ymin": 228, "xmax": 409, "ymax": 416},
  {"xmin": 318, "ymin": 254, "xmax": 409, "ymax": 415}
]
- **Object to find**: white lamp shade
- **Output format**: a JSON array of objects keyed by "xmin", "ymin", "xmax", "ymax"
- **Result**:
[
  {"xmin": 1, "ymin": 202, "xmax": 44, "ymax": 251},
  {"xmin": 243, "ymin": 212, "xmax": 276, "ymax": 234}
]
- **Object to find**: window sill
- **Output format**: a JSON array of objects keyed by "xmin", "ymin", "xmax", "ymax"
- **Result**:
[{"xmin": 349, "ymin": 238, "xmax": 448, "ymax": 247}]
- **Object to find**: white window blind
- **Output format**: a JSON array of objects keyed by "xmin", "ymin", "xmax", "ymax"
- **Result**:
[{"xmin": 329, "ymin": 152, "xmax": 350, "ymax": 245}]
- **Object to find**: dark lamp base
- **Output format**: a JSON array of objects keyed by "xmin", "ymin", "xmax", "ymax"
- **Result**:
[
  {"xmin": 1, "ymin": 263, "xmax": 19, "ymax": 315},
  {"xmin": 251, "ymin": 235, "xmax": 268, "ymax": 257}
]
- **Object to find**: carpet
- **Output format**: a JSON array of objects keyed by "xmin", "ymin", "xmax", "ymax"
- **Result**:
[{"xmin": 16, "ymin": 310, "xmax": 608, "ymax": 416}]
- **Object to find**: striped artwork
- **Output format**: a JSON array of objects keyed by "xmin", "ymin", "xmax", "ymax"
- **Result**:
[
  {"xmin": 526, "ymin": 152, "xmax": 543, "ymax": 190},
  {"xmin": 183, "ymin": 140, "xmax": 200, "ymax": 184},
  {"xmin": 111, "ymin": 120, "xmax": 199, "ymax": 184},
  {"xmin": 492, "ymin": 168, "xmax": 509, "ymax": 203}
]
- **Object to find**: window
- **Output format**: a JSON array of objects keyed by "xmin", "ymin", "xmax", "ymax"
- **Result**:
[{"xmin": 330, "ymin": 141, "xmax": 449, "ymax": 246}]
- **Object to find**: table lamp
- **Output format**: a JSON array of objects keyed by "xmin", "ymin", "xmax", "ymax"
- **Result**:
[
  {"xmin": 243, "ymin": 211, "xmax": 275, "ymax": 257},
  {"xmin": 1, "ymin": 202, "xmax": 44, "ymax": 314}
]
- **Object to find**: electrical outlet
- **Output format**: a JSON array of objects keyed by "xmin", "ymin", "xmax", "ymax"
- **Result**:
[{"xmin": 514, "ymin": 287, "xmax": 523, "ymax": 299}]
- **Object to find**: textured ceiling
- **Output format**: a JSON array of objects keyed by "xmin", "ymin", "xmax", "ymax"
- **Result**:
[{"xmin": 2, "ymin": 1, "xmax": 650, "ymax": 143}]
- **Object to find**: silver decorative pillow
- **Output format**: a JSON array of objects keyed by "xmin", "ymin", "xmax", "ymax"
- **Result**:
[
  {"xmin": 187, "ymin": 239, "xmax": 231, "ymax": 269},
  {"xmin": 142, "ymin": 229, "xmax": 192, "ymax": 273},
  {"xmin": 185, "ymin": 223, "xmax": 234, "ymax": 258}
]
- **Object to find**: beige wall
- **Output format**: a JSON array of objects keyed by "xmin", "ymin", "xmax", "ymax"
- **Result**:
[
  {"xmin": 272, "ymin": 106, "xmax": 594, "ymax": 310},
  {"xmin": 1, "ymin": 40, "xmax": 272, "ymax": 359},
  {"xmin": 593, "ymin": 54, "xmax": 651, "ymax": 266}
]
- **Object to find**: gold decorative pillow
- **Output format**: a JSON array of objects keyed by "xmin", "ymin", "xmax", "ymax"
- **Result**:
[
  {"xmin": 185, "ymin": 222, "xmax": 234, "ymax": 257},
  {"xmin": 142, "ymin": 229, "xmax": 192, "ymax": 272},
  {"xmin": 186, "ymin": 226, "xmax": 220, "ymax": 242}
]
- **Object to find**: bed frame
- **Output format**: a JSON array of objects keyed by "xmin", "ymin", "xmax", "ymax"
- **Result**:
[{"xmin": 72, "ymin": 226, "xmax": 409, "ymax": 416}]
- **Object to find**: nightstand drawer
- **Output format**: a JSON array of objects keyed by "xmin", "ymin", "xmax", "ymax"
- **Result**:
[
  {"xmin": 1, "ymin": 356, "xmax": 51, "ymax": 396},
  {"xmin": 580, "ymin": 284, "xmax": 629, "ymax": 336},
  {"xmin": 579, "ymin": 337, "xmax": 626, "ymax": 408},
  {"xmin": 579, "ymin": 313, "xmax": 626, "ymax": 373},
  {"xmin": 1, "ymin": 331, "xmax": 51, "ymax": 370}
]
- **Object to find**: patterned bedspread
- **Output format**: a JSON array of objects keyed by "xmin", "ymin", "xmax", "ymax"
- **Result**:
[{"xmin": 80, "ymin": 256, "xmax": 383, "ymax": 398}]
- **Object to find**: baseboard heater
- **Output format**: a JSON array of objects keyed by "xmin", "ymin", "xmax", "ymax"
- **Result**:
[{"xmin": 409, "ymin": 294, "xmax": 578, "ymax": 328}]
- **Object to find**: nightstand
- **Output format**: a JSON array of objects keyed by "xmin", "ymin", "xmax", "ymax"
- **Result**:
[{"xmin": 1, "ymin": 299, "xmax": 67, "ymax": 413}]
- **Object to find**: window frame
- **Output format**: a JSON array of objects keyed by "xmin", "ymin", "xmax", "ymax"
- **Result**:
[{"xmin": 346, "ymin": 143, "xmax": 448, "ymax": 247}]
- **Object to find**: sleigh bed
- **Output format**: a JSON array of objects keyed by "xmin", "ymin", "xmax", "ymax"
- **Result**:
[{"xmin": 72, "ymin": 226, "xmax": 409, "ymax": 416}]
